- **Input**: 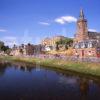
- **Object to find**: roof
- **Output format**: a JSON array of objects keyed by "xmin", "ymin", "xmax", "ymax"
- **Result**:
[
  {"xmin": 74, "ymin": 39, "xmax": 100, "ymax": 49},
  {"xmin": 88, "ymin": 31, "xmax": 100, "ymax": 39}
]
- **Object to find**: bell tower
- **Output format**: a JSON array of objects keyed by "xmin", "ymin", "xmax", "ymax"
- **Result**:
[{"xmin": 75, "ymin": 9, "xmax": 89, "ymax": 42}]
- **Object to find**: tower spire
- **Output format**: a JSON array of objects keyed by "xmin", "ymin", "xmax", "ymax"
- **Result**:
[{"xmin": 80, "ymin": 9, "xmax": 84, "ymax": 19}]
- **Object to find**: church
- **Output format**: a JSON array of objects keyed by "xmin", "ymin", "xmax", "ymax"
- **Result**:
[{"xmin": 73, "ymin": 9, "xmax": 100, "ymax": 58}]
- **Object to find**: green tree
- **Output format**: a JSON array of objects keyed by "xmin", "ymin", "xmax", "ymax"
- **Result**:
[
  {"xmin": 55, "ymin": 38, "xmax": 73, "ymax": 50},
  {"xmin": 0, "ymin": 41, "xmax": 4, "ymax": 51},
  {"xmin": 55, "ymin": 42, "xmax": 59, "ymax": 51},
  {"xmin": 19, "ymin": 49, "xmax": 24, "ymax": 55},
  {"xmin": 0, "ymin": 41, "xmax": 11, "ymax": 54},
  {"xmin": 5, "ymin": 48, "xmax": 11, "ymax": 55}
]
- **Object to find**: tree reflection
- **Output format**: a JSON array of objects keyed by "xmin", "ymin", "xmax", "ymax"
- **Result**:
[
  {"xmin": 0, "ymin": 62, "xmax": 10, "ymax": 76},
  {"xmin": 16, "ymin": 65, "xmax": 34, "ymax": 72}
]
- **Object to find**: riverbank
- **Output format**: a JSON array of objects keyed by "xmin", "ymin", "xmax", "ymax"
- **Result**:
[{"xmin": 0, "ymin": 55, "xmax": 100, "ymax": 77}]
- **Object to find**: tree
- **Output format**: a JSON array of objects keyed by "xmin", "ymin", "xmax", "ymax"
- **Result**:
[
  {"xmin": 13, "ymin": 44, "xmax": 17, "ymax": 48},
  {"xmin": 21, "ymin": 44, "xmax": 24, "ymax": 48},
  {"xmin": 1, "ymin": 46, "xmax": 9, "ymax": 52},
  {"xmin": 0, "ymin": 41, "xmax": 4, "ymax": 51},
  {"xmin": 55, "ymin": 42, "xmax": 59, "ymax": 51},
  {"xmin": 5, "ymin": 48, "xmax": 11, "ymax": 55},
  {"xmin": 55, "ymin": 38, "xmax": 73, "ymax": 50},
  {"xmin": 0, "ymin": 41, "xmax": 11, "ymax": 54},
  {"xmin": 19, "ymin": 49, "xmax": 24, "ymax": 55},
  {"xmin": 64, "ymin": 38, "xmax": 73, "ymax": 47}
]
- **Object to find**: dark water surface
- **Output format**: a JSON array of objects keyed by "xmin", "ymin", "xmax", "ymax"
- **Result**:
[{"xmin": 0, "ymin": 62, "xmax": 100, "ymax": 100}]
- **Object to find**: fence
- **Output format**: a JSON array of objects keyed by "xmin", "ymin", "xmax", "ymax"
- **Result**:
[{"xmin": 24, "ymin": 54, "xmax": 100, "ymax": 63}]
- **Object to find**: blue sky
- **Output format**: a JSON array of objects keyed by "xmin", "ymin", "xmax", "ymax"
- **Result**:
[{"xmin": 0, "ymin": 0, "xmax": 100, "ymax": 46}]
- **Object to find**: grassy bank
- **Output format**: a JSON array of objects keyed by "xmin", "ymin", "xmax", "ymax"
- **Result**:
[{"xmin": 0, "ymin": 55, "xmax": 100, "ymax": 77}]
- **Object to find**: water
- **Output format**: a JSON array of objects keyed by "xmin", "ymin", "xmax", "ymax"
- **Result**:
[{"xmin": 0, "ymin": 62, "xmax": 100, "ymax": 100}]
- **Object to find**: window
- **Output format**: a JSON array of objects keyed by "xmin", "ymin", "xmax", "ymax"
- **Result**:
[
  {"xmin": 81, "ymin": 43, "xmax": 85, "ymax": 48},
  {"xmin": 88, "ymin": 42, "xmax": 92, "ymax": 48}
]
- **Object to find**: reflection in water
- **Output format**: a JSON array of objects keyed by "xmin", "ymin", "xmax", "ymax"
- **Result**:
[
  {"xmin": 0, "ymin": 62, "xmax": 100, "ymax": 100},
  {"xmin": 0, "ymin": 62, "xmax": 11, "ymax": 76},
  {"xmin": 78, "ymin": 78, "xmax": 89, "ymax": 100},
  {"xmin": 14, "ymin": 63, "xmax": 34, "ymax": 72},
  {"xmin": 35, "ymin": 63, "xmax": 41, "ymax": 72}
]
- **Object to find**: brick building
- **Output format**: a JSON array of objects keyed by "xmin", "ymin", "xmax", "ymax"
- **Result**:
[{"xmin": 73, "ymin": 9, "xmax": 100, "ymax": 58}]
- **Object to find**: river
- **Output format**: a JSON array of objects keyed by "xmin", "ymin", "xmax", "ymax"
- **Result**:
[{"xmin": 0, "ymin": 62, "xmax": 100, "ymax": 100}]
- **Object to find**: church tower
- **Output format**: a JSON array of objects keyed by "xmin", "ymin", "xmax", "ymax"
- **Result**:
[{"xmin": 75, "ymin": 9, "xmax": 89, "ymax": 42}]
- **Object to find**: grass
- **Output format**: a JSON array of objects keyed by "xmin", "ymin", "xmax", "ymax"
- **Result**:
[{"xmin": 0, "ymin": 55, "xmax": 100, "ymax": 77}]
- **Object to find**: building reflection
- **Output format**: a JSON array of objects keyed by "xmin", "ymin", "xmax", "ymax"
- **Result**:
[{"xmin": 78, "ymin": 78, "xmax": 89, "ymax": 100}]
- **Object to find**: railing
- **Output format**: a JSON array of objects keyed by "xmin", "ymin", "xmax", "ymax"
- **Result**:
[{"xmin": 23, "ymin": 54, "xmax": 100, "ymax": 63}]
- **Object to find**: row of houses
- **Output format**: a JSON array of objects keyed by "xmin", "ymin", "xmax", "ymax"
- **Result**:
[
  {"xmin": 10, "ymin": 35, "xmax": 69, "ymax": 56},
  {"xmin": 10, "ymin": 44, "xmax": 43, "ymax": 56}
]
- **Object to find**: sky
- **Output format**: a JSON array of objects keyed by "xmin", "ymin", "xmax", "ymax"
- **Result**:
[{"xmin": 0, "ymin": 0, "xmax": 100, "ymax": 47}]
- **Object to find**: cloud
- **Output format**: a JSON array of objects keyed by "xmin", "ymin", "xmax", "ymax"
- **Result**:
[
  {"xmin": 55, "ymin": 16, "xmax": 77, "ymax": 24},
  {"xmin": 88, "ymin": 29, "xmax": 97, "ymax": 32},
  {"xmin": 55, "ymin": 18, "xmax": 65, "ymax": 24},
  {"xmin": 62, "ymin": 16, "xmax": 77, "ymax": 23},
  {"xmin": 39, "ymin": 22, "xmax": 50, "ymax": 26},
  {"xmin": 0, "ymin": 28, "xmax": 7, "ymax": 32}
]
